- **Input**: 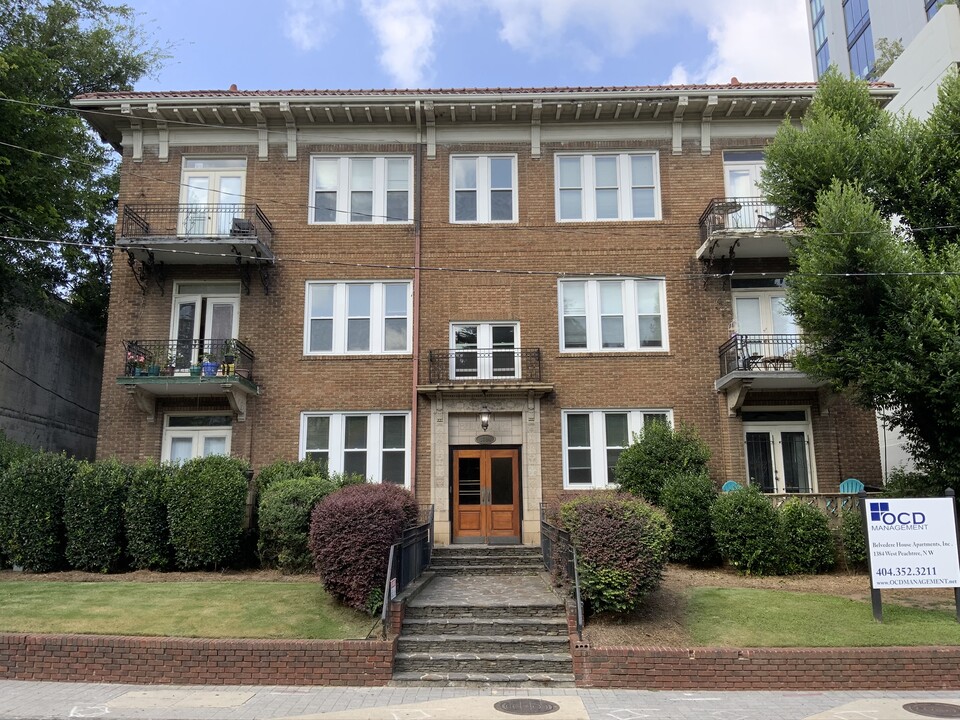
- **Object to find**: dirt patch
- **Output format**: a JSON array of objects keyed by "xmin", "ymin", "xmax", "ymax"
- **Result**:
[
  {"xmin": 585, "ymin": 565, "xmax": 959, "ymax": 647},
  {"xmin": 0, "ymin": 568, "xmax": 312, "ymax": 583}
]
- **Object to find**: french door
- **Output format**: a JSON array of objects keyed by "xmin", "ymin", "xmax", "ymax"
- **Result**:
[
  {"xmin": 734, "ymin": 293, "xmax": 799, "ymax": 361},
  {"xmin": 723, "ymin": 154, "xmax": 764, "ymax": 228},
  {"xmin": 179, "ymin": 158, "xmax": 246, "ymax": 236},
  {"xmin": 743, "ymin": 413, "xmax": 815, "ymax": 493},
  {"xmin": 171, "ymin": 283, "xmax": 240, "ymax": 369},
  {"xmin": 452, "ymin": 448, "xmax": 521, "ymax": 543},
  {"xmin": 450, "ymin": 323, "xmax": 519, "ymax": 380}
]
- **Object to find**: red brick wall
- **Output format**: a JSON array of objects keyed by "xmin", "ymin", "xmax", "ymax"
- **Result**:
[
  {"xmin": 573, "ymin": 645, "xmax": 960, "ymax": 690},
  {"xmin": 0, "ymin": 633, "xmax": 394, "ymax": 686}
]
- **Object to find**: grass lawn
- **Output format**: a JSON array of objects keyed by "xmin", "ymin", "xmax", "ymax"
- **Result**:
[
  {"xmin": 0, "ymin": 581, "xmax": 372, "ymax": 639},
  {"xmin": 688, "ymin": 587, "xmax": 960, "ymax": 647}
]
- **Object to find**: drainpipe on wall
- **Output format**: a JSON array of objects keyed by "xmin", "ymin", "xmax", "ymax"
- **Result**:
[{"xmin": 409, "ymin": 140, "xmax": 423, "ymax": 496}]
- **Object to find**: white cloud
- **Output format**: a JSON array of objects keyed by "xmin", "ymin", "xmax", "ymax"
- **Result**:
[
  {"xmin": 282, "ymin": 0, "xmax": 345, "ymax": 52},
  {"xmin": 360, "ymin": 0, "xmax": 441, "ymax": 87},
  {"xmin": 674, "ymin": 0, "xmax": 815, "ymax": 84}
]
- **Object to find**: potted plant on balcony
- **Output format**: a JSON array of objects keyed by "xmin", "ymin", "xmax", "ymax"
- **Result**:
[
  {"xmin": 201, "ymin": 353, "xmax": 219, "ymax": 377},
  {"xmin": 126, "ymin": 349, "xmax": 146, "ymax": 376},
  {"xmin": 220, "ymin": 339, "xmax": 237, "ymax": 376}
]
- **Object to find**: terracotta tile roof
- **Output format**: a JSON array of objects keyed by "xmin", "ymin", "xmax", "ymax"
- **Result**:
[{"xmin": 72, "ymin": 81, "xmax": 893, "ymax": 101}]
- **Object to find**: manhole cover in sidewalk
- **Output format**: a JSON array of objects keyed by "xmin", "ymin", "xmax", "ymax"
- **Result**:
[
  {"xmin": 493, "ymin": 698, "xmax": 560, "ymax": 715},
  {"xmin": 904, "ymin": 703, "xmax": 960, "ymax": 718}
]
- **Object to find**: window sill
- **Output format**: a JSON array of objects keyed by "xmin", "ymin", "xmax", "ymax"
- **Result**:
[
  {"xmin": 557, "ymin": 350, "xmax": 671, "ymax": 358},
  {"xmin": 301, "ymin": 354, "xmax": 414, "ymax": 361},
  {"xmin": 555, "ymin": 217, "xmax": 663, "ymax": 225}
]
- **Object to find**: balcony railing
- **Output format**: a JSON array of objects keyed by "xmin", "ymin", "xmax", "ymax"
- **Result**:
[
  {"xmin": 423, "ymin": 348, "xmax": 542, "ymax": 384},
  {"xmin": 120, "ymin": 204, "xmax": 274, "ymax": 248},
  {"xmin": 699, "ymin": 196, "xmax": 795, "ymax": 245},
  {"xmin": 719, "ymin": 334, "xmax": 806, "ymax": 377},
  {"xmin": 122, "ymin": 338, "xmax": 254, "ymax": 380}
]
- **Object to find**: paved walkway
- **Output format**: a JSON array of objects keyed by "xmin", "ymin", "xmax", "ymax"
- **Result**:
[
  {"xmin": 2, "ymin": 680, "xmax": 960, "ymax": 720},
  {"xmin": 406, "ymin": 574, "xmax": 563, "ymax": 609}
]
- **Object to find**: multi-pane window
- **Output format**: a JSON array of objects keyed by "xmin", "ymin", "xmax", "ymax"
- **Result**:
[
  {"xmin": 310, "ymin": 156, "xmax": 412, "ymax": 224},
  {"xmin": 843, "ymin": 0, "xmax": 874, "ymax": 78},
  {"xmin": 927, "ymin": 0, "xmax": 945, "ymax": 20},
  {"xmin": 450, "ymin": 323, "xmax": 519, "ymax": 380},
  {"xmin": 810, "ymin": 0, "xmax": 831, "ymax": 77},
  {"xmin": 162, "ymin": 415, "xmax": 232, "ymax": 463},
  {"xmin": 300, "ymin": 412, "xmax": 410, "ymax": 486},
  {"xmin": 555, "ymin": 152, "xmax": 660, "ymax": 221},
  {"xmin": 305, "ymin": 281, "xmax": 411, "ymax": 354},
  {"xmin": 559, "ymin": 278, "xmax": 668, "ymax": 352},
  {"xmin": 563, "ymin": 410, "xmax": 672, "ymax": 488},
  {"xmin": 450, "ymin": 155, "xmax": 517, "ymax": 222}
]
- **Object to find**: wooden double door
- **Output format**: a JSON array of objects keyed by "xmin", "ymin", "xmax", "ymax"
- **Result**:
[{"xmin": 452, "ymin": 448, "xmax": 521, "ymax": 544}]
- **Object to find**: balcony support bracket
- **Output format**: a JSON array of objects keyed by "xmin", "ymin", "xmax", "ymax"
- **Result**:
[
  {"xmin": 701, "ymin": 95, "xmax": 717, "ymax": 155},
  {"xmin": 125, "ymin": 250, "xmax": 148, "ymax": 294},
  {"xmin": 259, "ymin": 262, "xmax": 271, "ymax": 295},
  {"xmin": 223, "ymin": 386, "xmax": 248, "ymax": 422},
  {"xmin": 726, "ymin": 380, "xmax": 752, "ymax": 417},
  {"xmin": 126, "ymin": 386, "xmax": 156, "ymax": 422}
]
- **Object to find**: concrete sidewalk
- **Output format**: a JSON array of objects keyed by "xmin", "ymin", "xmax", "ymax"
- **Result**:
[{"xmin": 1, "ymin": 680, "xmax": 959, "ymax": 720}]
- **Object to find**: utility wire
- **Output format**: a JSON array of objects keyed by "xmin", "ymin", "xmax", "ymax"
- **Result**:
[{"xmin": 0, "ymin": 357, "xmax": 99, "ymax": 416}]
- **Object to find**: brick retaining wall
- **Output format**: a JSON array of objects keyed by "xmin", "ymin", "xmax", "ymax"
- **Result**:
[
  {"xmin": 573, "ymin": 645, "xmax": 960, "ymax": 690},
  {"xmin": 0, "ymin": 633, "xmax": 395, "ymax": 686}
]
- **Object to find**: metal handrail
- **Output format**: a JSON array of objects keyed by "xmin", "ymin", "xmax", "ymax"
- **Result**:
[
  {"xmin": 718, "ymin": 333, "xmax": 805, "ymax": 377},
  {"xmin": 379, "ymin": 504, "xmax": 434, "ymax": 638},
  {"xmin": 122, "ymin": 338, "xmax": 254, "ymax": 379},
  {"xmin": 121, "ymin": 203, "xmax": 274, "ymax": 248},
  {"xmin": 540, "ymin": 503, "xmax": 583, "ymax": 641}
]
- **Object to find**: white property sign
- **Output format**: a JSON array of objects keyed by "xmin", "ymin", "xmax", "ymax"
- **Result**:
[{"xmin": 865, "ymin": 498, "xmax": 960, "ymax": 589}]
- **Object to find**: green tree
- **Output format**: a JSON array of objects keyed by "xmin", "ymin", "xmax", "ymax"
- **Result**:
[
  {"xmin": 762, "ymin": 69, "xmax": 960, "ymax": 485},
  {"xmin": 0, "ymin": 0, "xmax": 162, "ymax": 331}
]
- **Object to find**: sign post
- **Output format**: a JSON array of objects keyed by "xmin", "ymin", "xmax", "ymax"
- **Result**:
[{"xmin": 860, "ymin": 490, "xmax": 960, "ymax": 622}]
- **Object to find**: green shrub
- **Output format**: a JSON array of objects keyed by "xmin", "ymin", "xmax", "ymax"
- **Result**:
[
  {"xmin": 559, "ymin": 491, "xmax": 672, "ymax": 614},
  {"xmin": 64, "ymin": 459, "xmax": 131, "ymax": 572},
  {"xmin": 309, "ymin": 483, "xmax": 418, "ymax": 613},
  {"xmin": 711, "ymin": 486, "xmax": 782, "ymax": 576},
  {"xmin": 615, "ymin": 421, "xmax": 711, "ymax": 505},
  {"xmin": 0, "ymin": 452, "xmax": 77, "ymax": 572},
  {"xmin": 166, "ymin": 456, "xmax": 249, "ymax": 570},
  {"xmin": 125, "ymin": 461, "xmax": 174, "ymax": 571},
  {"xmin": 660, "ymin": 471, "xmax": 721, "ymax": 566},
  {"xmin": 255, "ymin": 458, "xmax": 328, "ymax": 493},
  {"xmin": 259, "ymin": 475, "xmax": 338, "ymax": 573},
  {"xmin": 839, "ymin": 506, "xmax": 869, "ymax": 571},
  {"xmin": 779, "ymin": 499, "xmax": 835, "ymax": 574},
  {"xmin": 0, "ymin": 431, "xmax": 34, "ymax": 472},
  {"xmin": 882, "ymin": 468, "xmax": 947, "ymax": 498}
]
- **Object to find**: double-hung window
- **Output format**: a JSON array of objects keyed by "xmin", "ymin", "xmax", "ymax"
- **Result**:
[
  {"xmin": 559, "ymin": 278, "xmax": 668, "ymax": 352},
  {"xmin": 162, "ymin": 414, "xmax": 233, "ymax": 463},
  {"xmin": 301, "ymin": 412, "xmax": 410, "ymax": 485},
  {"xmin": 305, "ymin": 281, "xmax": 411, "ymax": 354},
  {"xmin": 451, "ymin": 155, "xmax": 517, "ymax": 222},
  {"xmin": 310, "ymin": 156, "xmax": 412, "ymax": 224},
  {"xmin": 563, "ymin": 410, "xmax": 672, "ymax": 488},
  {"xmin": 556, "ymin": 152, "xmax": 660, "ymax": 221}
]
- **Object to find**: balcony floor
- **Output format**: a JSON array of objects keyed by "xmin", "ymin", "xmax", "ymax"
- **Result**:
[{"xmin": 117, "ymin": 236, "xmax": 275, "ymax": 265}]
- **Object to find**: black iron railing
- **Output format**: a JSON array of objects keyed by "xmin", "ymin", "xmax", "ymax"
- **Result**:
[
  {"xmin": 699, "ymin": 197, "xmax": 795, "ymax": 244},
  {"xmin": 121, "ymin": 338, "xmax": 255, "ymax": 380},
  {"xmin": 540, "ymin": 504, "xmax": 583, "ymax": 641},
  {"xmin": 121, "ymin": 204, "xmax": 274, "ymax": 247},
  {"xmin": 424, "ymin": 348, "xmax": 542, "ymax": 384},
  {"xmin": 380, "ymin": 505, "xmax": 434, "ymax": 637},
  {"xmin": 719, "ymin": 333, "xmax": 805, "ymax": 376}
]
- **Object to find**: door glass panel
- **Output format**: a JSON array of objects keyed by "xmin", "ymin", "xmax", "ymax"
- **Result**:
[
  {"xmin": 184, "ymin": 178, "xmax": 209, "ymax": 235},
  {"xmin": 735, "ymin": 297, "xmax": 764, "ymax": 359},
  {"xmin": 724, "ymin": 167, "xmax": 758, "ymax": 227},
  {"xmin": 209, "ymin": 303, "xmax": 234, "ymax": 350},
  {"xmin": 457, "ymin": 456, "xmax": 481, "ymax": 506},
  {"xmin": 746, "ymin": 432, "xmax": 775, "ymax": 493},
  {"xmin": 771, "ymin": 296, "xmax": 798, "ymax": 335},
  {"xmin": 490, "ymin": 456, "xmax": 514, "ymax": 505},
  {"xmin": 454, "ymin": 325, "xmax": 478, "ymax": 378},
  {"xmin": 175, "ymin": 301, "xmax": 197, "ymax": 368},
  {"xmin": 781, "ymin": 431, "xmax": 811, "ymax": 493},
  {"xmin": 215, "ymin": 176, "xmax": 243, "ymax": 234}
]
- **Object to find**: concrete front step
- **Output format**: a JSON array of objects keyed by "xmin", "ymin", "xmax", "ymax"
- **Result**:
[
  {"xmin": 401, "ymin": 617, "xmax": 569, "ymax": 636},
  {"xmin": 432, "ymin": 545, "xmax": 542, "ymax": 558},
  {"xmin": 394, "ymin": 651, "xmax": 574, "ymax": 675},
  {"xmin": 404, "ymin": 603, "xmax": 564, "ymax": 620},
  {"xmin": 430, "ymin": 564, "xmax": 543, "ymax": 576},
  {"xmin": 431, "ymin": 554, "xmax": 542, "ymax": 566},
  {"xmin": 397, "ymin": 634, "xmax": 570, "ymax": 655},
  {"xmin": 390, "ymin": 671, "xmax": 577, "ymax": 688}
]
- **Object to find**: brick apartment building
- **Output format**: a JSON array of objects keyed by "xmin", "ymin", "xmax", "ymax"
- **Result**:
[{"xmin": 73, "ymin": 82, "xmax": 889, "ymax": 545}]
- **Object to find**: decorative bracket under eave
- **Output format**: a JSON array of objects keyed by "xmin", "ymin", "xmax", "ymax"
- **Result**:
[
  {"xmin": 126, "ymin": 386, "xmax": 156, "ymax": 422},
  {"xmin": 726, "ymin": 380, "xmax": 753, "ymax": 417},
  {"xmin": 222, "ymin": 384, "xmax": 249, "ymax": 421}
]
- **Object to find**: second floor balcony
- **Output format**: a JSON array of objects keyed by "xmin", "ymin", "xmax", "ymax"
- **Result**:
[
  {"xmin": 119, "ymin": 204, "xmax": 275, "ymax": 265},
  {"xmin": 697, "ymin": 197, "xmax": 799, "ymax": 261},
  {"xmin": 420, "ymin": 348, "xmax": 553, "ymax": 395},
  {"xmin": 717, "ymin": 333, "xmax": 826, "ymax": 393}
]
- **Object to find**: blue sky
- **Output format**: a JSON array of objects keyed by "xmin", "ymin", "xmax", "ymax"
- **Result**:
[{"xmin": 126, "ymin": 0, "xmax": 814, "ymax": 92}]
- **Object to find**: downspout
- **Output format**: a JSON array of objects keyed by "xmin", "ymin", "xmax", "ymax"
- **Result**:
[{"xmin": 410, "ymin": 103, "xmax": 423, "ymax": 496}]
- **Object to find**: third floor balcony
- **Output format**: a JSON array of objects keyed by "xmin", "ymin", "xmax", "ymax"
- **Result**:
[
  {"xmin": 696, "ymin": 197, "xmax": 800, "ymax": 261},
  {"xmin": 118, "ymin": 203, "xmax": 275, "ymax": 265}
]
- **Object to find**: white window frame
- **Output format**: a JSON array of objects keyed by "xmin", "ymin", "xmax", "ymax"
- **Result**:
[
  {"xmin": 299, "ymin": 411, "xmax": 411, "ymax": 487},
  {"xmin": 449, "ymin": 154, "xmax": 518, "ymax": 223},
  {"xmin": 562, "ymin": 409, "xmax": 673, "ymax": 489},
  {"xmin": 304, "ymin": 281, "xmax": 412, "ymax": 355},
  {"xmin": 558, "ymin": 278, "xmax": 669, "ymax": 352},
  {"xmin": 741, "ymin": 406, "xmax": 818, "ymax": 494},
  {"xmin": 448, "ymin": 321, "xmax": 520, "ymax": 380},
  {"xmin": 161, "ymin": 413, "xmax": 233, "ymax": 463},
  {"xmin": 308, "ymin": 155, "xmax": 413, "ymax": 225},
  {"xmin": 554, "ymin": 152, "xmax": 661, "ymax": 222}
]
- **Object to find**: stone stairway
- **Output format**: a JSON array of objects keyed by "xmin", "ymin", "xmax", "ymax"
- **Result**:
[{"xmin": 391, "ymin": 545, "xmax": 575, "ymax": 687}]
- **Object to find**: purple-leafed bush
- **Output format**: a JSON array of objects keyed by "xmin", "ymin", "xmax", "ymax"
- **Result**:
[{"xmin": 309, "ymin": 483, "xmax": 418, "ymax": 612}]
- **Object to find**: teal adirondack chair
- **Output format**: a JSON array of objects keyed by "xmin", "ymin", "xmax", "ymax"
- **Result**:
[
  {"xmin": 839, "ymin": 478, "xmax": 864, "ymax": 494},
  {"xmin": 721, "ymin": 480, "xmax": 742, "ymax": 493}
]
